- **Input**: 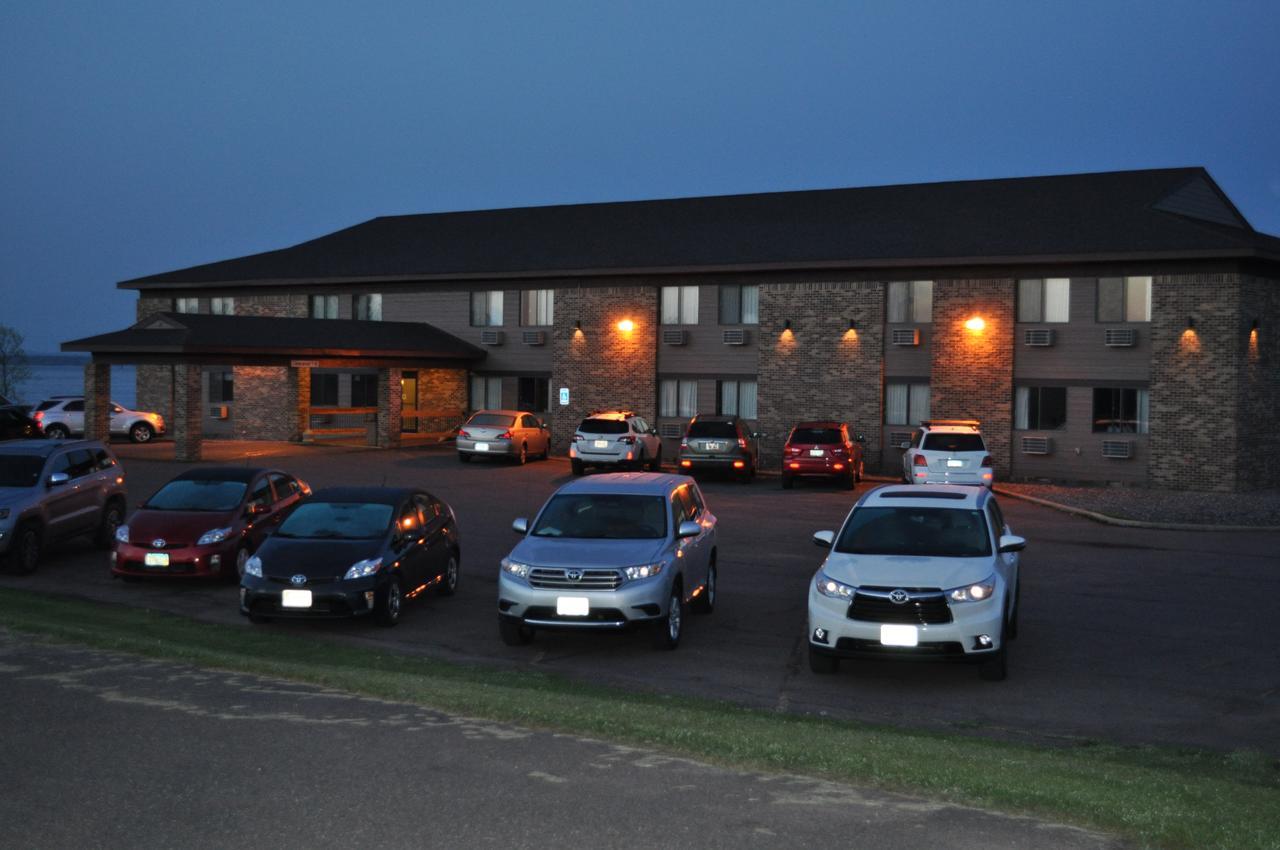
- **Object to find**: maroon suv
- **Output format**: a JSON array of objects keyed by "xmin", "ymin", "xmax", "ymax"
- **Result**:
[{"xmin": 781, "ymin": 421, "xmax": 866, "ymax": 489}]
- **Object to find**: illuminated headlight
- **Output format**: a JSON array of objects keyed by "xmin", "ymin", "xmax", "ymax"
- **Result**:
[
  {"xmin": 197, "ymin": 526, "xmax": 233, "ymax": 546},
  {"xmin": 948, "ymin": 575, "xmax": 997, "ymax": 603},
  {"xmin": 815, "ymin": 572, "xmax": 855, "ymax": 600},
  {"xmin": 623, "ymin": 562, "xmax": 664, "ymax": 581},
  {"xmin": 115, "ymin": 524, "xmax": 130, "ymax": 544},
  {"xmin": 343, "ymin": 557, "xmax": 383, "ymax": 580},
  {"xmin": 244, "ymin": 555, "xmax": 263, "ymax": 578},
  {"xmin": 500, "ymin": 558, "xmax": 530, "ymax": 579}
]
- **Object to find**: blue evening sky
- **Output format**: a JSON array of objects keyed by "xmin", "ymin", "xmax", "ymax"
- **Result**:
[{"xmin": 2, "ymin": 1, "xmax": 1278, "ymax": 352}]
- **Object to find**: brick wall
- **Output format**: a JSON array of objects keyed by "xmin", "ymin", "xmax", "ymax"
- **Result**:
[
  {"xmin": 172, "ymin": 364, "xmax": 203, "ymax": 462},
  {"xmin": 930, "ymin": 279, "xmax": 1016, "ymax": 477},
  {"xmin": 376, "ymin": 368, "xmax": 403, "ymax": 448},
  {"xmin": 232, "ymin": 366, "xmax": 294, "ymax": 441},
  {"xmin": 136, "ymin": 297, "xmax": 173, "ymax": 420},
  {"xmin": 418, "ymin": 368, "xmax": 468, "ymax": 432},
  {"xmin": 1238, "ymin": 275, "xmax": 1280, "ymax": 489},
  {"xmin": 756, "ymin": 282, "xmax": 884, "ymax": 470},
  {"xmin": 238, "ymin": 294, "xmax": 307, "ymax": 317},
  {"xmin": 549, "ymin": 286, "xmax": 657, "ymax": 454}
]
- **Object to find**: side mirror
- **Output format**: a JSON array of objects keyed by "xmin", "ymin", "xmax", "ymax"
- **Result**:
[
  {"xmin": 677, "ymin": 520, "xmax": 701, "ymax": 539},
  {"xmin": 899, "ymin": 441, "xmax": 910, "ymax": 450},
  {"xmin": 812, "ymin": 530, "xmax": 835, "ymax": 549},
  {"xmin": 512, "ymin": 517, "xmax": 529, "ymax": 534},
  {"xmin": 47, "ymin": 471, "xmax": 70, "ymax": 487},
  {"xmin": 998, "ymin": 534, "xmax": 1027, "ymax": 554}
]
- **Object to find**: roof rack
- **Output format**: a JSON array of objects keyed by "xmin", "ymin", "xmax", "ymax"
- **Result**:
[
  {"xmin": 920, "ymin": 419, "xmax": 980, "ymax": 430},
  {"xmin": 877, "ymin": 490, "xmax": 970, "ymax": 500}
]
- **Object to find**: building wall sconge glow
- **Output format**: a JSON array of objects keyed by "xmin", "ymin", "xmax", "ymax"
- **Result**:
[
  {"xmin": 964, "ymin": 316, "xmax": 986, "ymax": 332},
  {"xmin": 616, "ymin": 318, "xmax": 635, "ymax": 333},
  {"xmin": 782, "ymin": 319, "xmax": 793, "ymax": 334},
  {"xmin": 573, "ymin": 319, "xmax": 583, "ymax": 337},
  {"xmin": 1186, "ymin": 316, "xmax": 1196, "ymax": 332}
]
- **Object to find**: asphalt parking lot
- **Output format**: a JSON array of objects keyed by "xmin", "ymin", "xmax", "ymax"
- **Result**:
[{"xmin": 4, "ymin": 441, "xmax": 1278, "ymax": 756}]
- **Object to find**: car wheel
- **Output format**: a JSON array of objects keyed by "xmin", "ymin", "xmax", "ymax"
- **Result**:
[
  {"xmin": 1006, "ymin": 579, "xmax": 1020, "ymax": 641},
  {"xmin": 45, "ymin": 424, "xmax": 70, "ymax": 440},
  {"xmin": 129, "ymin": 422, "xmax": 155, "ymax": 443},
  {"xmin": 650, "ymin": 584, "xmax": 684, "ymax": 650},
  {"xmin": 499, "ymin": 616, "xmax": 535, "ymax": 646},
  {"xmin": 808, "ymin": 644, "xmax": 839, "ymax": 674},
  {"xmin": 437, "ymin": 552, "xmax": 459, "ymax": 596},
  {"xmin": 375, "ymin": 576, "xmax": 403, "ymax": 626},
  {"xmin": 571, "ymin": 459, "xmax": 584, "ymax": 476},
  {"xmin": 8, "ymin": 524, "xmax": 41, "ymax": 575},
  {"xmin": 458, "ymin": 452, "xmax": 471, "ymax": 463},
  {"xmin": 516, "ymin": 443, "xmax": 528, "ymax": 465},
  {"xmin": 692, "ymin": 561, "xmax": 716, "ymax": 614},
  {"xmin": 781, "ymin": 474, "xmax": 794, "ymax": 490},
  {"xmin": 633, "ymin": 449, "xmax": 646, "ymax": 472},
  {"xmin": 95, "ymin": 500, "xmax": 124, "ymax": 549},
  {"xmin": 233, "ymin": 547, "xmax": 250, "ymax": 580}
]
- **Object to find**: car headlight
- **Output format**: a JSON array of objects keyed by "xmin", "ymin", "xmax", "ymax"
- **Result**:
[
  {"xmin": 114, "ymin": 524, "xmax": 129, "ymax": 543},
  {"xmin": 815, "ymin": 572, "xmax": 855, "ymax": 600},
  {"xmin": 343, "ymin": 557, "xmax": 383, "ymax": 580},
  {"xmin": 623, "ymin": 562, "xmax": 664, "ymax": 581},
  {"xmin": 197, "ymin": 526, "xmax": 234, "ymax": 546},
  {"xmin": 500, "ymin": 557, "xmax": 530, "ymax": 579},
  {"xmin": 948, "ymin": 575, "xmax": 997, "ymax": 603},
  {"xmin": 244, "ymin": 555, "xmax": 263, "ymax": 578}
]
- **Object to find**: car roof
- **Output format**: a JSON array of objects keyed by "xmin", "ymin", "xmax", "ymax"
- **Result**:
[
  {"xmin": 307, "ymin": 486, "xmax": 420, "ymax": 506},
  {"xmin": 469, "ymin": 409, "xmax": 527, "ymax": 417},
  {"xmin": 175, "ymin": 466, "xmax": 270, "ymax": 483},
  {"xmin": 858, "ymin": 484, "xmax": 990, "ymax": 510},
  {"xmin": 691, "ymin": 414, "xmax": 737, "ymax": 423},
  {"xmin": 554, "ymin": 472, "xmax": 690, "ymax": 496},
  {"xmin": 919, "ymin": 419, "xmax": 982, "ymax": 433},
  {"xmin": 0, "ymin": 438, "xmax": 104, "ymax": 457},
  {"xmin": 792, "ymin": 420, "xmax": 843, "ymax": 430}
]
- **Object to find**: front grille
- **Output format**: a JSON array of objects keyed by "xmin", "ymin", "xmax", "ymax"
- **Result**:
[
  {"xmin": 848, "ymin": 587, "xmax": 952, "ymax": 625},
  {"xmin": 528, "ymin": 568, "xmax": 622, "ymax": 590},
  {"xmin": 266, "ymin": 575, "xmax": 342, "ymax": 586}
]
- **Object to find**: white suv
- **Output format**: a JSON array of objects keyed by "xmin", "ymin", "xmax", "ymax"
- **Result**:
[
  {"xmin": 35, "ymin": 396, "xmax": 166, "ymax": 443},
  {"xmin": 900, "ymin": 420, "xmax": 992, "ymax": 487},
  {"xmin": 569, "ymin": 411, "xmax": 663, "ymax": 475},
  {"xmin": 808, "ymin": 485, "xmax": 1024, "ymax": 681}
]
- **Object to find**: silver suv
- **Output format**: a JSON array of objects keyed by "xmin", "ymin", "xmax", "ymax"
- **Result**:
[
  {"xmin": 498, "ymin": 473, "xmax": 717, "ymax": 650},
  {"xmin": 569, "ymin": 410, "xmax": 663, "ymax": 474},
  {"xmin": 35, "ymin": 396, "xmax": 166, "ymax": 443},
  {"xmin": 0, "ymin": 439, "xmax": 128, "ymax": 574}
]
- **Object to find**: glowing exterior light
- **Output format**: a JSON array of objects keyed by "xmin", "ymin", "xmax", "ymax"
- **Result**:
[
  {"xmin": 964, "ymin": 316, "xmax": 986, "ymax": 332},
  {"xmin": 616, "ymin": 318, "xmax": 635, "ymax": 333}
]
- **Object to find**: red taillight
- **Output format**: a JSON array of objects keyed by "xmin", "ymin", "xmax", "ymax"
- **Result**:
[
  {"xmin": 737, "ymin": 437, "xmax": 747, "ymax": 449},
  {"xmin": 497, "ymin": 431, "xmax": 513, "ymax": 441},
  {"xmin": 680, "ymin": 439, "xmax": 688, "ymax": 449},
  {"xmin": 618, "ymin": 435, "xmax": 635, "ymax": 445},
  {"xmin": 732, "ymin": 460, "xmax": 745, "ymax": 468},
  {"xmin": 785, "ymin": 446, "xmax": 800, "ymax": 455},
  {"xmin": 980, "ymin": 456, "xmax": 993, "ymax": 468},
  {"xmin": 680, "ymin": 459, "xmax": 692, "ymax": 468},
  {"xmin": 788, "ymin": 462, "xmax": 800, "ymax": 469},
  {"xmin": 833, "ymin": 463, "xmax": 845, "ymax": 471},
  {"xmin": 459, "ymin": 430, "xmax": 471, "ymax": 439},
  {"xmin": 913, "ymin": 454, "xmax": 929, "ymax": 466},
  {"xmin": 33, "ymin": 411, "xmax": 43, "ymax": 422},
  {"xmin": 571, "ymin": 434, "xmax": 583, "ymax": 442}
]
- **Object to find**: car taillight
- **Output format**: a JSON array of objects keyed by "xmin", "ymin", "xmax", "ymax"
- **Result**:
[
  {"xmin": 785, "ymin": 446, "xmax": 800, "ymax": 455},
  {"xmin": 497, "ymin": 431, "xmax": 513, "ymax": 441},
  {"xmin": 33, "ymin": 411, "xmax": 43, "ymax": 422},
  {"xmin": 737, "ymin": 437, "xmax": 747, "ymax": 449},
  {"xmin": 980, "ymin": 456, "xmax": 992, "ymax": 468},
  {"xmin": 459, "ymin": 430, "xmax": 471, "ymax": 439},
  {"xmin": 618, "ymin": 435, "xmax": 635, "ymax": 445},
  {"xmin": 680, "ymin": 439, "xmax": 688, "ymax": 449},
  {"xmin": 913, "ymin": 454, "xmax": 929, "ymax": 466},
  {"xmin": 571, "ymin": 434, "xmax": 583, "ymax": 442}
]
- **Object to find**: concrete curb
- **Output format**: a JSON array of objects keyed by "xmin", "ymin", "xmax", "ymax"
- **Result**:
[{"xmin": 993, "ymin": 486, "xmax": 1280, "ymax": 532}]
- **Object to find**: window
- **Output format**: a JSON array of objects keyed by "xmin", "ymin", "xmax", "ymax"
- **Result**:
[
  {"xmin": 207, "ymin": 370, "xmax": 234, "ymax": 403},
  {"xmin": 1018, "ymin": 279, "xmax": 1070, "ymax": 323},
  {"xmin": 310, "ymin": 295, "xmax": 338, "ymax": 319},
  {"xmin": 887, "ymin": 281, "xmax": 933, "ymax": 323},
  {"xmin": 517, "ymin": 377, "xmax": 549, "ymax": 412},
  {"xmin": 1014, "ymin": 386, "xmax": 1067, "ymax": 430},
  {"xmin": 520, "ymin": 290, "xmax": 554, "ymax": 326},
  {"xmin": 51, "ymin": 450, "xmax": 95, "ymax": 480},
  {"xmin": 470, "ymin": 291, "xmax": 504, "ymax": 326},
  {"xmin": 270, "ymin": 473, "xmax": 301, "ymax": 498},
  {"xmin": 246, "ymin": 477, "xmax": 274, "ymax": 510},
  {"xmin": 717, "ymin": 380, "xmax": 758, "ymax": 419},
  {"xmin": 470, "ymin": 375, "xmax": 503, "ymax": 409},
  {"xmin": 1092, "ymin": 388, "xmax": 1149, "ymax": 434},
  {"xmin": 885, "ymin": 382, "xmax": 930, "ymax": 425},
  {"xmin": 63, "ymin": 400, "xmax": 84, "ymax": 412},
  {"xmin": 210, "ymin": 297, "xmax": 235, "ymax": 315},
  {"xmin": 659, "ymin": 379, "xmax": 698, "ymax": 417},
  {"xmin": 354, "ymin": 294, "xmax": 382, "ymax": 321},
  {"xmin": 174, "ymin": 297, "xmax": 199, "ymax": 314},
  {"xmin": 310, "ymin": 373, "xmax": 338, "ymax": 406},
  {"xmin": 661, "ymin": 286, "xmax": 699, "ymax": 325},
  {"xmin": 350, "ymin": 373, "xmax": 378, "ymax": 407},
  {"xmin": 1097, "ymin": 277, "xmax": 1152, "ymax": 322},
  {"xmin": 718, "ymin": 285, "xmax": 759, "ymax": 324}
]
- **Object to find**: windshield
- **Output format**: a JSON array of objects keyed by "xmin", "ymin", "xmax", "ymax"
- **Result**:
[
  {"xmin": 467, "ymin": 413, "xmax": 514, "ymax": 428},
  {"xmin": 531, "ymin": 494, "xmax": 667, "ymax": 539},
  {"xmin": 277, "ymin": 502, "xmax": 392, "ymax": 539},
  {"xmin": 0, "ymin": 455, "xmax": 44, "ymax": 488},
  {"xmin": 789, "ymin": 427, "xmax": 841, "ymax": 445},
  {"xmin": 922, "ymin": 433, "xmax": 985, "ymax": 452},
  {"xmin": 835, "ymin": 507, "xmax": 992, "ymax": 557},
  {"xmin": 145, "ymin": 479, "xmax": 247, "ymax": 511},
  {"xmin": 687, "ymin": 421, "xmax": 737, "ymax": 439},
  {"xmin": 578, "ymin": 418, "xmax": 628, "ymax": 435}
]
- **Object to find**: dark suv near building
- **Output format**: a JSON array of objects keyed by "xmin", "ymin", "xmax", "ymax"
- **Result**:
[{"xmin": 677, "ymin": 415, "xmax": 759, "ymax": 481}]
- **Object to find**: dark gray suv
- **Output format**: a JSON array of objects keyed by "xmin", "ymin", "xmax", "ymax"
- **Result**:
[{"xmin": 0, "ymin": 439, "xmax": 127, "ymax": 574}]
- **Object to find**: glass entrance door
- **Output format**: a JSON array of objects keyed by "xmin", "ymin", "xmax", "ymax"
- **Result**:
[{"xmin": 401, "ymin": 371, "xmax": 418, "ymax": 433}]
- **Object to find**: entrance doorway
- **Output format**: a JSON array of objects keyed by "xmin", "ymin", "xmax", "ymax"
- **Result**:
[{"xmin": 401, "ymin": 371, "xmax": 418, "ymax": 432}]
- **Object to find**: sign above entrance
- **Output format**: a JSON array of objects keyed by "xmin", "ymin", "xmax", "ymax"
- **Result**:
[
  {"xmin": 291, "ymin": 360, "xmax": 320, "ymax": 368},
  {"xmin": 559, "ymin": 387, "xmax": 570, "ymax": 406}
]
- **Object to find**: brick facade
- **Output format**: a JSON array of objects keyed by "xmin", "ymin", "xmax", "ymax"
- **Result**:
[
  {"xmin": 238, "ymin": 294, "xmax": 307, "ymax": 317},
  {"xmin": 82, "ymin": 362, "xmax": 112, "ymax": 441},
  {"xmin": 172, "ymin": 364, "xmax": 203, "ymax": 462},
  {"xmin": 136, "ymin": 297, "xmax": 174, "ymax": 421},
  {"xmin": 376, "ymin": 368, "xmax": 403, "ymax": 448},
  {"xmin": 1239, "ymin": 275, "xmax": 1280, "ymax": 489},
  {"xmin": 416, "ymin": 368, "xmax": 468, "ymax": 432},
  {"xmin": 231, "ymin": 366, "xmax": 294, "ymax": 441}
]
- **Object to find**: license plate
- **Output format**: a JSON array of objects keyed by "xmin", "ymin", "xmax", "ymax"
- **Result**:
[
  {"xmin": 880, "ymin": 624, "xmax": 919, "ymax": 647},
  {"xmin": 593, "ymin": 440, "xmax": 609, "ymax": 449},
  {"xmin": 144, "ymin": 552, "xmax": 169, "ymax": 567},
  {"xmin": 556, "ymin": 596, "xmax": 589, "ymax": 616},
  {"xmin": 706, "ymin": 441, "xmax": 723, "ymax": 451},
  {"xmin": 809, "ymin": 448, "xmax": 825, "ymax": 457},
  {"xmin": 947, "ymin": 459, "xmax": 964, "ymax": 468},
  {"xmin": 281, "ymin": 589, "xmax": 313, "ymax": 609},
  {"xmin": 474, "ymin": 442, "xmax": 490, "ymax": 452}
]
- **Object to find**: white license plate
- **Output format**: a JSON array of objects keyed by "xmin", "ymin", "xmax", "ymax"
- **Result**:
[
  {"xmin": 474, "ymin": 442, "xmax": 490, "ymax": 452},
  {"xmin": 880, "ymin": 624, "xmax": 919, "ymax": 647},
  {"xmin": 281, "ymin": 589, "xmax": 313, "ymax": 609},
  {"xmin": 593, "ymin": 440, "xmax": 609, "ymax": 449},
  {"xmin": 809, "ymin": 448, "xmax": 825, "ymax": 457},
  {"xmin": 947, "ymin": 459, "xmax": 965, "ymax": 468},
  {"xmin": 706, "ymin": 441, "xmax": 723, "ymax": 451},
  {"xmin": 556, "ymin": 596, "xmax": 589, "ymax": 616},
  {"xmin": 144, "ymin": 552, "xmax": 169, "ymax": 567}
]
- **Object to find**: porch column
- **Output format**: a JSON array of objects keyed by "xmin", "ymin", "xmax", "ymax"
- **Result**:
[
  {"xmin": 376, "ymin": 367, "xmax": 402, "ymax": 449},
  {"xmin": 82, "ymin": 362, "xmax": 111, "ymax": 442},
  {"xmin": 172, "ymin": 363, "xmax": 203, "ymax": 462},
  {"xmin": 289, "ymin": 366, "xmax": 310, "ymax": 442}
]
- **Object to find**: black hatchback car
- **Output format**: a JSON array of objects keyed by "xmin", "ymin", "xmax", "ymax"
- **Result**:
[{"xmin": 240, "ymin": 487, "xmax": 460, "ymax": 626}]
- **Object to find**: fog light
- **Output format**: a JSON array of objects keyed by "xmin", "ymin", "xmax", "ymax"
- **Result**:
[
  {"xmin": 365, "ymin": 591, "xmax": 376, "ymax": 609},
  {"xmin": 732, "ymin": 460, "xmax": 744, "ymax": 469},
  {"xmin": 210, "ymin": 555, "xmax": 221, "ymax": 568},
  {"xmin": 833, "ymin": 463, "xmax": 844, "ymax": 471},
  {"xmin": 680, "ymin": 459, "xmax": 692, "ymax": 468},
  {"xmin": 975, "ymin": 634, "xmax": 993, "ymax": 648},
  {"xmin": 813, "ymin": 627, "xmax": 828, "ymax": 644}
]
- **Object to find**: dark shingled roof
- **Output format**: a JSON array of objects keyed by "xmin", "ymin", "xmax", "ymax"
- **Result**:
[{"xmin": 120, "ymin": 168, "xmax": 1280, "ymax": 289}]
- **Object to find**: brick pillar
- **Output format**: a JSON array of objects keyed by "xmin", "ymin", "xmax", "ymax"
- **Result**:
[
  {"xmin": 173, "ymin": 364, "xmax": 203, "ymax": 462},
  {"xmin": 376, "ymin": 368, "xmax": 402, "ymax": 448},
  {"xmin": 83, "ymin": 362, "xmax": 112, "ymax": 442},
  {"xmin": 291, "ymin": 367, "xmax": 311, "ymax": 442}
]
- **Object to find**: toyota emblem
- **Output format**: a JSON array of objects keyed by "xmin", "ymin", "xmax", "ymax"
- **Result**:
[
  {"xmin": 290, "ymin": 574, "xmax": 307, "ymax": 586},
  {"xmin": 889, "ymin": 589, "xmax": 910, "ymax": 605},
  {"xmin": 151, "ymin": 538, "xmax": 166, "ymax": 549},
  {"xmin": 566, "ymin": 569, "xmax": 583, "ymax": 582}
]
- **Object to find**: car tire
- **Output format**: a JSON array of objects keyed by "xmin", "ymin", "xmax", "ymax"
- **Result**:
[
  {"xmin": 8, "ymin": 523, "xmax": 41, "ymax": 575},
  {"xmin": 437, "ymin": 552, "xmax": 459, "ymax": 596},
  {"xmin": 95, "ymin": 499, "xmax": 125, "ymax": 549},
  {"xmin": 499, "ymin": 616, "xmax": 535, "ymax": 646},
  {"xmin": 375, "ymin": 576, "xmax": 403, "ymax": 627},
  {"xmin": 1006, "ymin": 580, "xmax": 1020, "ymax": 641},
  {"xmin": 691, "ymin": 561, "xmax": 716, "ymax": 614},
  {"xmin": 781, "ymin": 474, "xmax": 794, "ymax": 490},
  {"xmin": 571, "ymin": 459, "xmax": 584, "ymax": 476},
  {"xmin": 129, "ymin": 422, "xmax": 155, "ymax": 443},
  {"xmin": 650, "ymin": 584, "xmax": 684, "ymax": 650},
  {"xmin": 633, "ymin": 449, "xmax": 646, "ymax": 472},
  {"xmin": 233, "ymin": 546, "xmax": 250, "ymax": 580},
  {"xmin": 44, "ymin": 424, "xmax": 70, "ymax": 440},
  {"xmin": 808, "ymin": 644, "xmax": 839, "ymax": 675},
  {"xmin": 458, "ymin": 452, "xmax": 471, "ymax": 463},
  {"xmin": 516, "ymin": 443, "xmax": 528, "ymax": 465}
]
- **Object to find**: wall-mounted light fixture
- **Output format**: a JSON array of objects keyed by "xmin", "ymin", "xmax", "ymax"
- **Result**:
[
  {"xmin": 964, "ymin": 315, "xmax": 986, "ymax": 332},
  {"xmin": 1186, "ymin": 316, "xmax": 1196, "ymax": 331},
  {"xmin": 783, "ymin": 319, "xmax": 792, "ymax": 332},
  {"xmin": 616, "ymin": 318, "xmax": 635, "ymax": 333},
  {"xmin": 1251, "ymin": 318, "xmax": 1260, "ymax": 332},
  {"xmin": 574, "ymin": 319, "xmax": 582, "ymax": 332},
  {"xmin": 847, "ymin": 318, "xmax": 857, "ymax": 331}
]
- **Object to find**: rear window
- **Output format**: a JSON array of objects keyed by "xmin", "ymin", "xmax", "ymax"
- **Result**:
[
  {"xmin": 922, "ymin": 433, "xmax": 986, "ymax": 453},
  {"xmin": 0, "ymin": 455, "xmax": 45, "ymax": 488},
  {"xmin": 835, "ymin": 507, "xmax": 992, "ymax": 557},
  {"xmin": 531, "ymin": 493, "xmax": 667, "ymax": 539},
  {"xmin": 578, "ymin": 418, "xmax": 628, "ymax": 435},
  {"xmin": 687, "ymin": 420, "xmax": 737, "ymax": 439},
  {"xmin": 36, "ymin": 400, "xmax": 61, "ymax": 412},
  {"xmin": 789, "ymin": 427, "xmax": 841, "ymax": 445},
  {"xmin": 467, "ymin": 413, "xmax": 515, "ymax": 428}
]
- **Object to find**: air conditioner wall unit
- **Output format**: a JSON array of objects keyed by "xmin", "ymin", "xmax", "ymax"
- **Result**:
[
  {"xmin": 1104, "ymin": 328, "xmax": 1136, "ymax": 347},
  {"xmin": 480, "ymin": 330, "xmax": 504, "ymax": 346},
  {"xmin": 891, "ymin": 328, "xmax": 920, "ymax": 346},
  {"xmin": 1020, "ymin": 436, "xmax": 1051, "ymax": 455},
  {"xmin": 521, "ymin": 330, "xmax": 545, "ymax": 346},
  {"xmin": 1024, "ymin": 329, "xmax": 1054, "ymax": 347},
  {"xmin": 659, "ymin": 423, "xmax": 683, "ymax": 438},
  {"xmin": 662, "ymin": 329, "xmax": 687, "ymax": 346},
  {"xmin": 1101, "ymin": 440, "xmax": 1133, "ymax": 459},
  {"xmin": 209, "ymin": 405, "xmax": 229, "ymax": 420},
  {"xmin": 722, "ymin": 329, "xmax": 747, "ymax": 345}
]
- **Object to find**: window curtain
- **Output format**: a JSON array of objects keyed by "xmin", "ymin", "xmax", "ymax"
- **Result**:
[
  {"xmin": 720, "ymin": 381, "xmax": 738, "ymax": 415},
  {"xmin": 487, "ymin": 292, "xmax": 503, "ymax": 326},
  {"xmin": 1127, "ymin": 277, "xmax": 1152, "ymax": 322},
  {"xmin": 885, "ymin": 383, "xmax": 908, "ymax": 424},
  {"xmin": 678, "ymin": 381, "xmax": 698, "ymax": 417},
  {"xmin": 661, "ymin": 287, "xmax": 680, "ymax": 324},
  {"xmin": 470, "ymin": 376, "xmax": 485, "ymax": 410},
  {"xmin": 718, "ymin": 286, "xmax": 740, "ymax": 325},
  {"xmin": 1044, "ymin": 278, "xmax": 1070, "ymax": 322},
  {"xmin": 1136, "ymin": 389, "xmax": 1150, "ymax": 434},
  {"xmin": 659, "ymin": 380, "xmax": 678, "ymax": 417},
  {"xmin": 1017, "ymin": 280, "xmax": 1042, "ymax": 323},
  {"xmin": 1014, "ymin": 387, "xmax": 1030, "ymax": 430},
  {"xmin": 739, "ymin": 381, "xmax": 758, "ymax": 419},
  {"xmin": 909, "ymin": 383, "xmax": 931, "ymax": 425},
  {"xmin": 887, "ymin": 282, "xmax": 908, "ymax": 323},
  {"xmin": 680, "ymin": 286, "xmax": 699, "ymax": 324},
  {"xmin": 911, "ymin": 281, "xmax": 933, "ymax": 323}
]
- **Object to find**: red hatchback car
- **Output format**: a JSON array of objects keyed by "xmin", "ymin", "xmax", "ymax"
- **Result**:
[
  {"xmin": 781, "ymin": 421, "xmax": 866, "ymax": 489},
  {"xmin": 112, "ymin": 467, "xmax": 309, "ymax": 580}
]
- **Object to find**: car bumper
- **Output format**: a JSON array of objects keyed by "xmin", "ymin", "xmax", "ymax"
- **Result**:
[
  {"xmin": 908, "ymin": 470, "xmax": 994, "ymax": 487},
  {"xmin": 240, "ymin": 575, "xmax": 380, "ymax": 619},
  {"xmin": 497, "ymin": 572, "xmax": 668, "ymax": 629},
  {"xmin": 678, "ymin": 454, "xmax": 751, "ymax": 471},
  {"xmin": 112, "ymin": 539, "xmax": 239, "ymax": 578},
  {"xmin": 807, "ymin": 584, "xmax": 1005, "ymax": 660},
  {"xmin": 569, "ymin": 446, "xmax": 636, "ymax": 466},
  {"xmin": 783, "ymin": 458, "xmax": 853, "ymax": 477},
  {"xmin": 457, "ymin": 438, "xmax": 514, "ymax": 456}
]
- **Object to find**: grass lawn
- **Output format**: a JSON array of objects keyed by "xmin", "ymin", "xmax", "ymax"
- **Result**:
[{"xmin": 1, "ymin": 587, "xmax": 1276, "ymax": 850}]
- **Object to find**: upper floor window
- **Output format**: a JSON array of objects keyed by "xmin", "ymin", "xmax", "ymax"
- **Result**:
[
  {"xmin": 210, "ymin": 297, "xmax": 235, "ymax": 315},
  {"xmin": 1092, "ymin": 387, "xmax": 1149, "ymax": 434},
  {"xmin": 661, "ymin": 286, "xmax": 699, "ymax": 325},
  {"xmin": 659, "ymin": 379, "xmax": 698, "ymax": 417},
  {"xmin": 887, "ymin": 281, "xmax": 933, "ymax": 323},
  {"xmin": 471, "ymin": 291, "xmax": 503, "ymax": 326},
  {"xmin": 174, "ymin": 297, "xmax": 199, "ymax": 314},
  {"xmin": 1014, "ymin": 386, "xmax": 1067, "ymax": 430},
  {"xmin": 520, "ymin": 290, "xmax": 554, "ymax": 326},
  {"xmin": 354, "ymin": 294, "xmax": 382, "ymax": 321},
  {"xmin": 310, "ymin": 295, "xmax": 338, "ymax": 319},
  {"xmin": 718, "ymin": 285, "xmax": 759, "ymax": 324},
  {"xmin": 717, "ymin": 380, "xmax": 758, "ymax": 419},
  {"xmin": 885, "ymin": 381, "xmax": 930, "ymax": 425},
  {"xmin": 1018, "ymin": 278, "xmax": 1070, "ymax": 323},
  {"xmin": 1097, "ymin": 277, "xmax": 1151, "ymax": 322}
]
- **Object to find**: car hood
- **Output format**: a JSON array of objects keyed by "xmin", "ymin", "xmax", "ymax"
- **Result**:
[
  {"xmin": 125, "ymin": 509, "xmax": 240, "ymax": 544},
  {"xmin": 253, "ymin": 536, "xmax": 385, "ymax": 580},
  {"xmin": 820, "ymin": 553, "xmax": 994, "ymax": 589},
  {"xmin": 0, "ymin": 487, "xmax": 38, "ymax": 511},
  {"xmin": 509, "ymin": 536, "xmax": 667, "ymax": 568}
]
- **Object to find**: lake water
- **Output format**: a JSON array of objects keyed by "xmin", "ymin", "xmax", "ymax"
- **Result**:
[{"xmin": 7, "ymin": 363, "xmax": 137, "ymax": 409}]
